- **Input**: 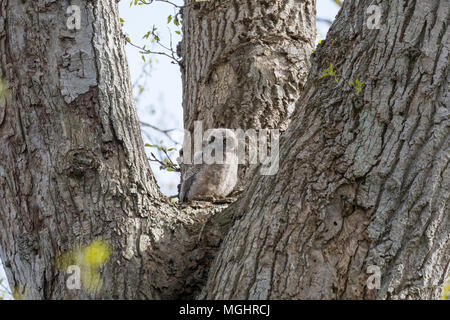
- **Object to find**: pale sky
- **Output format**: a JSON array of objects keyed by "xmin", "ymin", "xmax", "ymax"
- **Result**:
[{"xmin": 0, "ymin": 0, "xmax": 340, "ymax": 300}]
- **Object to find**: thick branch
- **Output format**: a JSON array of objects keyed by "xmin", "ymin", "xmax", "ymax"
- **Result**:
[{"xmin": 200, "ymin": 0, "xmax": 449, "ymax": 299}]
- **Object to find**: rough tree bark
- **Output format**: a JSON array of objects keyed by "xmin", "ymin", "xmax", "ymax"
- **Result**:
[
  {"xmin": 0, "ymin": 0, "xmax": 448, "ymax": 300},
  {"xmin": 0, "ymin": 0, "xmax": 228, "ymax": 300},
  {"xmin": 179, "ymin": 0, "xmax": 316, "ymax": 186}
]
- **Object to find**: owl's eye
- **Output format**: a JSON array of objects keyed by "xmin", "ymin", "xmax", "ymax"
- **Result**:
[{"xmin": 209, "ymin": 136, "xmax": 216, "ymax": 143}]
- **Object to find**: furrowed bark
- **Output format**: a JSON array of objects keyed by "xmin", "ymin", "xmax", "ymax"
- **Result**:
[
  {"xmin": 201, "ymin": 0, "xmax": 449, "ymax": 299},
  {"xmin": 179, "ymin": 0, "xmax": 316, "ymax": 187}
]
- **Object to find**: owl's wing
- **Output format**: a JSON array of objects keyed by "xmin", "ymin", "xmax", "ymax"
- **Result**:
[{"xmin": 179, "ymin": 151, "xmax": 203, "ymax": 202}]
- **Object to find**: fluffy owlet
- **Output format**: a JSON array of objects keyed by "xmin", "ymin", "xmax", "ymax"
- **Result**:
[{"xmin": 179, "ymin": 129, "xmax": 238, "ymax": 202}]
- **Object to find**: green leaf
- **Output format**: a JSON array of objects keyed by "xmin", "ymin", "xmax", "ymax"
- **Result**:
[{"xmin": 143, "ymin": 31, "xmax": 151, "ymax": 39}]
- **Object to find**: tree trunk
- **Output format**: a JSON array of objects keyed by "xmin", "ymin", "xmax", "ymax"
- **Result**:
[
  {"xmin": 0, "ymin": 0, "xmax": 447, "ymax": 300},
  {"xmin": 200, "ymin": 0, "xmax": 449, "ymax": 299},
  {"xmin": 179, "ymin": 0, "xmax": 316, "ymax": 187}
]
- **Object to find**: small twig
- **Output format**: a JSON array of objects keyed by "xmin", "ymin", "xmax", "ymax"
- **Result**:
[
  {"xmin": 162, "ymin": 147, "xmax": 178, "ymax": 170},
  {"xmin": 126, "ymin": 39, "xmax": 181, "ymax": 64},
  {"xmin": 148, "ymin": 151, "xmax": 180, "ymax": 172},
  {"xmin": 150, "ymin": 26, "xmax": 180, "ymax": 63},
  {"xmin": 149, "ymin": 152, "xmax": 168, "ymax": 167}
]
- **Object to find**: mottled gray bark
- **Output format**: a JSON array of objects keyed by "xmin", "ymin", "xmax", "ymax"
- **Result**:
[
  {"xmin": 201, "ymin": 0, "xmax": 449, "ymax": 299},
  {"xmin": 179, "ymin": 0, "xmax": 316, "ymax": 187}
]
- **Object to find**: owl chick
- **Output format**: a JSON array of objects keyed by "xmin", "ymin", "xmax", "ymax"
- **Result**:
[{"xmin": 179, "ymin": 128, "xmax": 238, "ymax": 202}]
